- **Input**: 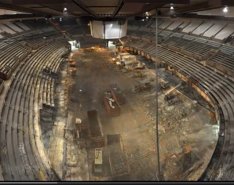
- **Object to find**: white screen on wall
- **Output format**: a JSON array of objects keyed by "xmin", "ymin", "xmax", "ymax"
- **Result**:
[
  {"xmin": 91, "ymin": 21, "xmax": 104, "ymax": 39},
  {"xmin": 90, "ymin": 20, "xmax": 127, "ymax": 39}
]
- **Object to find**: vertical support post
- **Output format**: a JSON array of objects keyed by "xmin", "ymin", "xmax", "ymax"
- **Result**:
[
  {"xmin": 103, "ymin": 21, "xmax": 106, "ymax": 39},
  {"xmin": 155, "ymin": 10, "xmax": 161, "ymax": 181}
]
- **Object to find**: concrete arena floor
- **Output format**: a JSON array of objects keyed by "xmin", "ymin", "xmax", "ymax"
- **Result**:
[{"xmin": 63, "ymin": 47, "xmax": 218, "ymax": 181}]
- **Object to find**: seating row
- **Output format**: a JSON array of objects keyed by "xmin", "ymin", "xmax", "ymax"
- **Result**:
[
  {"xmin": 123, "ymin": 36, "xmax": 234, "ymax": 180},
  {"xmin": 0, "ymin": 38, "xmax": 69, "ymax": 180}
]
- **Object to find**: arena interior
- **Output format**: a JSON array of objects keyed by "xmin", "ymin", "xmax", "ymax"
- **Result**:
[{"xmin": 0, "ymin": 0, "xmax": 234, "ymax": 182}]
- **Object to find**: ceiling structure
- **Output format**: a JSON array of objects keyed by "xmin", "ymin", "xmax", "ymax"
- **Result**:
[{"xmin": 0, "ymin": 0, "xmax": 234, "ymax": 19}]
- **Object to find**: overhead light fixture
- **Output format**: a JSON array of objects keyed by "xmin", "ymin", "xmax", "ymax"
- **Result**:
[
  {"xmin": 144, "ymin": 11, "xmax": 150, "ymax": 20},
  {"xmin": 169, "ymin": 3, "xmax": 176, "ymax": 17},
  {"xmin": 63, "ymin": 7, "xmax": 68, "ymax": 16},
  {"xmin": 223, "ymin": 5, "xmax": 229, "ymax": 13},
  {"xmin": 170, "ymin": 3, "xmax": 174, "ymax": 10}
]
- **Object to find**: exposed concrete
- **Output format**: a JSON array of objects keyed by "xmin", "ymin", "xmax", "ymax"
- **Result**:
[
  {"xmin": 63, "ymin": 47, "xmax": 218, "ymax": 180},
  {"xmin": 45, "ymin": 46, "xmax": 218, "ymax": 181}
]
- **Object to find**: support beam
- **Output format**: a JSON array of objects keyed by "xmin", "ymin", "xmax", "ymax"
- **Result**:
[
  {"xmin": 176, "ymin": 2, "xmax": 211, "ymax": 13},
  {"xmin": 207, "ymin": 0, "xmax": 234, "ymax": 7},
  {"xmin": 12, "ymin": 0, "xmax": 66, "ymax": 4},
  {"xmin": 112, "ymin": 0, "xmax": 124, "ymax": 17},
  {"xmin": 0, "ymin": 2, "xmax": 46, "ymax": 15},
  {"xmin": 140, "ymin": 3, "xmax": 165, "ymax": 16},
  {"xmin": 129, "ymin": 0, "xmax": 190, "ymax": 16},
  {"xmin": 88, "ymin": 6, "xmax": 118, "ymax": 8},
  {"xmin": 38, "ymin": 4, "xmax": 64, "ymax": 16},
  {"xmin": 0, "ymin": 13, "xmax": 44, "ymax": 21},
  {"xmin": 124, "ymin": 0, "xmax": 190, "ymax": 4},
  {"xmin": 222, "ymin": 0, "xmax": 234, "ymax": 6},
  {"xmin": 176, "ymin": 0, "xmax": 224, "ymax": 13},
  {"xmin": 72, "ymin": 0, "xmax": 97, "ymax": 18}
]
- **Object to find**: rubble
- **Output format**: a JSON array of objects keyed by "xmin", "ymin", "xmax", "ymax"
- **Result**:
[{"xmin": 45, "ymin": 48, "xmax": 219, "ymax": 181}]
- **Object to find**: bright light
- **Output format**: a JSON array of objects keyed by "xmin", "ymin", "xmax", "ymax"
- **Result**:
[
  {"xmin": 59, "ymin": 17, "xmax": 62, "ymax": 22},
  {"xmin": 110, "ymin": 23, "xmax": 113, "ymax": 27},
  {"xmin": 145, "ymin": 11, "xmax": 149, "ymax": 16},
  {"xmin": 170, "ymin": 3, "xmax": 174, "ymax": 10},
  {"xmin": 223, "ymin": 6, "xmax": 229, "ymax": 13},
  {"xmin": 63, "ymin": 7, "xmax": 68, "ymax": 16}
]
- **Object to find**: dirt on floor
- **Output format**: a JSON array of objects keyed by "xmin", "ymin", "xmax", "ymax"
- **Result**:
[{"xmin": 52, "ymin": 46, "xmax": 219, "ymax": 181}]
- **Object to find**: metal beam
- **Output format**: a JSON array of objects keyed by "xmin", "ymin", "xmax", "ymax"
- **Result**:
[
  {"xmin": 140, "ymin": 2, "xmax": 165, "ymax": 15},
  {"xmin": 124, "ymin": 0, "xmax": 190, "ymax": 16},
  {"xmin": 124, "ymin": 0, "xmax": 190, "ymax": 4},
  {"xmin": 0, "ymin": 13, "xmax": 44, "ymax": 20},
  {"xmin": 12, "ymin": 0, "xmax": 66, "ymax": 4},
  {"xmin": 207, "ymin": 0, "xmax": 234, "ymax": 7},
  {"xmin": 112, "ymin": 0, "xmax": 124, "ymax": 17},
  {"xmin": 0, "ymin": 2, "xmax": 46, "ymax": 15},
  {"xmin": 179, "ymin": 13, "xmax": 234, "ymax": 21},
  {"xmin": 222, "ymin": 0, "xmax": 234, "ymax": 6},
  {"xmin": 176, "ymin": 1, "xmax": 221, "ymax": 13},
  {"xmin": 72, "ymin": 0, "xmax": 97, "ymax": 18},
  {"xmin": 88, "ymin": 6, "xmax": 118, "ymax": 8},
  {"xmin": 207, "ymin": 0, "xmax": 222, "ymax": 7},
  {"xmin": 39, "ymin": 4, "xmax": 64, "ymax": 15}
]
